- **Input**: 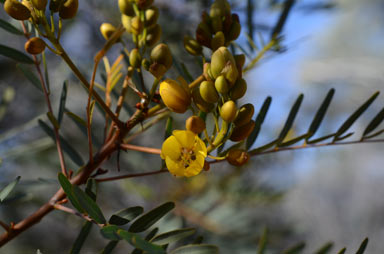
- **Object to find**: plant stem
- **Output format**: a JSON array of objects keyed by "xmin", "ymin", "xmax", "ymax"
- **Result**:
[
  {"xmin": 96, "ymin": 169, "xmax": 167, "ymax": 182},
  {"xmin": 120, "ymin": 144, "xmax": 161, "ymax": 154}
]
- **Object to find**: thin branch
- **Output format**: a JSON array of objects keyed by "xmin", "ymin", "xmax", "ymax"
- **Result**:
[
  {"xmin": 120, "ymin": 143, "xmax": 161, "ymax": 155},
  {"xmin": 0, "ymin": 221, "xmax": 9, "ymax": 232},
  {"xmin": 54, "ymin": 204, "xmax": 104, "ymax": 227},
  {"xmin": 188, "ymin": 74, "xmax": 205, "ymax": 89},
  {"xmin": 243, "ymin": 39, "xmax": 276, "ymax": 73},
  {"xmin": 96, "ymin": 169, "xmax": 167, "ymax": 182}
]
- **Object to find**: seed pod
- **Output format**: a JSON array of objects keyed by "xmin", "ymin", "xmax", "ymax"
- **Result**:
[
  {"xmin": 32, "ymin": 0, "xmax": 47, "ymax": 10},
  {"xmin": 230, "ymin": 78, "xmax": 247, "ymax": 100},
  {"xmin": 234, "ymin": 103, "xmax": 254, "ymax": 126},
  {"xmin": 226, "ymin": 149, "xmax": 249, "ymax": 166},
  {"xmin": 130, "ymin": 16, "xmax": 143, "ymax": 35},
  {"xmin": 159, "ymin": 78, "xmax": 191, "ymax": 113},
  {"xmin": 220, "ymin": 100, "xmax": 237, "ymax": 122},
  {"xmin": 230, "ymin": 120, "xmax": 255, "ymax": 142},
  {"xmin": 118, "ymin": 0, "xmax": 135, "ymax": 16},
  {"xmin": 150, "ymin": 43, "xmax": 172, "ymax": 70},
  {"xmin": 136, "ymin": 0, "xmax": 153, "ymax": 10},
  {"xmin": 59, "ymin": 0, "xmax": 78, "ymax": 19},
  {"xmin": 129, "ymin": 49, "xmax": 141, "ymax": 68},
  {"xmin": 4, "ymin": 0, "xmax": 31, "ymax": 20},
  {"xmin": 146, "ymin": 24, "xmax": 161, "ymax": 47},
  {"xmin": 100, "ymin": 23, "xmax": 116, "ymax": 40},
  {"xmin": 211, "ymin": 31, "xmax": 225, "ymax": 51},
  {"xmin": 145, "ymin": 6, "xmax": 159, "ymax": 27},
  {"xmin": 192, "ymin": 87, "xmax": 214, "ymax": 113},
  {"xmin": 200, "ymin": 80, "xmax": 219, "ymax": 103},
  {"xmin": 186, "ymin": 116, "xmax": 206, "ymax": 134},
  {"xmin": 210, "ymin": 0, "xmax": 231, "ymax": 18},
  {"xmin": 215, "ymin": 75, "xmax": 229, "ymax": 94},
  {"xmin": 24, "ymin": 37, "xmax": 46, "ymax": 55},
  {"xmin": 210, "ymin": 46, "xmax": 238, "ymax": 83},
  {"xmin": 184, "ymin": 36, "xmax": 202, "ymax": 56}
]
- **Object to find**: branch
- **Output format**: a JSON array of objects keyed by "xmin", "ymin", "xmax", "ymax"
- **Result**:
[
  {"xmin": 120, "ymin": 144, "xmax": 161, "ymax": 155},
  {"xmin": 54, "ymin": 204, "xmax": 105, "ymax": 227},
  {"xmin": 96, "ymin": 169, "xmax": 167, "ymax": 183}
]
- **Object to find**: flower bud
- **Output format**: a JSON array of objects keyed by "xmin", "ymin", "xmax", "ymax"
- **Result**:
[
  {"xmin": 230, "ymin": 120, "xmax": 255, "ymax": 141},
  {"xmin": 210, "ymin": 0, "xmax": 231, "ymax": 18},
  {"xmin": 130, "ymin": 16, "xmax": 143, "ymax": 35},
  {"xmin": 228, "ymin": 19, "xmax": 241, "ymax": 41},
  {"xmin": 121, "ymin": 14, "xmax": 132, "ymax": 32},
  {"xmin": 49, "ymin": 0, "xmax": 61, "ymax": 12},
  {"xmin": 127, "ymin": 66, "xmax": 134, "ymax": 77},
  {"xmin": 24, "ymin": 37, "xmax": 46, "ymax": 55},
  {"xmin": 220, "ymin": 100, "xmax": 237, "ymax": 122},
  {"xmin": 100, "ymin": 23, "xmax": 117, "ymax": 40},
  {"xmin": 192, "ymin": 87, "xmax": 214, "ymax": 113},
  {"xmin": 215, "ymin": 75, "xmax": 229, "ymax": 94},
  {"xmin": 203, "ymin": 63, "xmax": 214, "ymax": 81},
  {"xmin": 59, "ymin": 0, "xmax": 78, "ymax": 19},
  {"xmin": 129, "ymin": 48, "xmax": 141, "ymax": 68},
  {"xmin": 234, "ymin": 54, "xmax": 245, "ymax": 71},
  {"xmin": 159, "ymin": 78, "xmax": 191, "ymax": 113},
  {"xmin": 145, "ymin": 6, "xmax": 159, "ymax": 27},
  {"xmin": 32, "ymin": 0, "xmax": 47, "ymax": 10},
  {"xmin": 4, "ymin": 0, "xmax": 31, "ymax": 20},
  {"xmin": 142, "ymin": 58, "xmax": 150, "ymax": 70},
  {"xmin": 211, "ymin": 31, "xmax": 225, "ymax": 51},
  {"xmin": 196, "ymin": 21, "xmax": 212, "ymax": 48},
  {"xmin": 146, "ymin": 24, "xmax": 161, "ymax": 47},
  {"xmin": 226, "ymin": 149, "xmax": 249, "ymax": 166},
  {"xmin": 184, "ymin": 36, "xmax": 202, "ymax": 56},
  {"xmin": 150, "ymin": 43, "xmax": 172, "ymax": 70},
  {"xmin": 136, "ymin": 0, "xmax": 153, "ymax": 10},
  {"xmin": 234, "ymin": 103, "xmax": 254, "ymax": 126},
  {"xmin": 149, "ymin": 63, "xmax": 167, "ymax": 78},
  {"xmin": 22, "ymin": 0, "xmax": 39, "ymax": 23},
  {"xmin": 118, "ymin": 0, "xmax": 135, "ymax": 16},
  {"xmin": 210, "ymin": 46, "xmax": 238, "ymax": 84},
  {"xmin": 186, "ymin": 116, "xmax": 206, "ymax": 134},
  {"xmin": 211, "ymin": 16, "xmax": 223, "ymax": 33},
  {"xmin": 229, "ymin": 78, "xmax": 247, "ymax": 100},
  {"xmin": 200, "ymin": 80, "xmax": 219, "ymax": 103}
]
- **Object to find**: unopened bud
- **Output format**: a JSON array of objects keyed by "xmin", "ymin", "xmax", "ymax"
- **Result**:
[
  {"xmin": 196, "ymin": 21, "xmax": 212, "ymax": 48},
  {"xmin": 211, "ymin": 16, "xmax": 223, "ymax": 33},
  {"xmin": 210, "ymin": 46, "xmax": 238, "ymax": 83},
  {"xmin": 146, "ymin": 24, "xmax": 161, "ymax": 47},
  {"xmin": 4, "ymin": 0, "xmax": 31, "ymax": 20},
  {"xmin": 200, "ymin": 80, "xmax": 219, "ymax": 103},
  {"xmin": 59, "ymin": 0, "xmax": 78, "ymax": 19},
  {"xmin": 142, "ymin": 58, "xmax": 150, "ymax": 70},
  {"xmin": 228, "ymin": 19, "xmax": 241, "ymax": 41},
  {"xmin": 234, "ymin": 54, "xmax": 245, "ymax": 71},
  {"xmin": 211, "ymin": 31, "xmax": 225, "ymax": 51},
  {"xmin": 215, "ymin": 75, "xmax": 229, "ymax": 94},
  {"xmin": 127, "ymin": 66, "xmax": 134, "ymax": 77},
  {"xmin": 145, "ymin": 6, "xmax": 159, "ymax": 27},
  {"xmin": 159, "ymin": 78, "xmax": 191, "ymax": 113},
  {"xmin": 121, "ymin": 14, "xmax": 132, "ymax": 32},
  {"xmin": 186, "ymin": 116, "xmax": 206, "ymax": 134},
  {"xmin": 149, "ymin": 63, "xmax": 167, "ymax": 78},
  {"xmin": 32, "ymin": 0, "xmax": 47, "ymax": 10},
  {"xmin": 130, "ymin": 16, "xmax": 143, "ymax": 35},
  {"xmin": 129, "ymin": 48, "xmax": 141, "ymax": 68},
  {"xmin": 118, "ymin": 0, "xmax": 135, "ymax": 16},
  {"xmin": 150, "ymin": 43, "xmax": 172, "ymax": 70},
  {"xmin": 203, "ymin": 63, "xmax": 214, "ymax": 81},
  {"xmin": 210, "ymin": 0, "xmax": 231, "ymax": 18},
  {"xmin": 184, "ymin": 36, "xmax": 203, "ymax": 56},
  {"xmin": 24, "ymin": 37, "xmax": 46, "ymax": 55},
  {"xmin": 100, "ymin": 23, "xmax": 117, "ymax": 40},
  {"xmin": 226, "ymin": 149, "xmax": 249, "ymax": 166},
  {"xmin": 230, "ymin": 120, "xmax": 255, "ymax": 142},
  {"xmin": 230, "ymin": 78, "xmax": 247, "ymax": 100},
  {"xmin": 220, "ymin": 100, "xmax": 237, "ymax": 122},
  {"xmin": 192, "ymin": 87, "xmax": 214, "ymax": 113},
  {"xmin": 136, "ymin": 0, "xmax": 153, "ymax": 10},
  {"xmin": 234, "ymin": 103, "xmax": 254, "ymax": 126}
]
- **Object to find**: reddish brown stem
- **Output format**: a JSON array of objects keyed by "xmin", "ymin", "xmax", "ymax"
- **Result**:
[{"xmin": 120, "ymin": 143, "xmax": 161, "ymax": 155}]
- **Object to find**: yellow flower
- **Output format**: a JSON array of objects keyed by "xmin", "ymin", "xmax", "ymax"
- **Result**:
[{"xmin": 161, "ymin": 130, "xmax": 207, "ymax": 177}]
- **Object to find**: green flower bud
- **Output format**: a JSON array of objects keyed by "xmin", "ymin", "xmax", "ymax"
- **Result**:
[
  {"xmin": 59, "ymin": 0, "xmax": 78, "ymax": 19},
  {"xmin": 210, "ymin": 46, "xmax": 238, "ymax": 84},
  {"xmin": 150, "ymin": 43, "xmax": 172, "ymax": 70},
  {"xmin": 32, "ymin": 0, "xmax": 47, "ymax": 10},
  {"xmin": 127, "ymin": 66, "xmax": 134, "ymax": 77},
  {"xmin": 226, "ymin": 149, "xmax": 249, "ymax": 166},
  {"xmin": 4, "ymin": 0, "xmax": 31, "ymax": 20},
  {"xmin": 184, "ymin": 36, "xmax": 203, "ymax": 56},
  {"xmin": 24, "ymin": 37, "xmax": 46, "ymax": 55},
  {"xmin": 211, "ymin": 31, "xmax": 225, "ymax": 51},
  {"xmin": 229, "ymin": 78, "xmax": 247, "ymax": 100},
  {"xmin": 196, "ymin": 21, "xmax": 212, "ymax": 48},
  {"xmin": 145, "ymin": 6, "xmax": 159, "ymax": 27},
  {"xmin": 234, "ymin": 54, "xmax": 245, "ymax": 71},
  {"xmin": 230, "ymin": 120, "xmax": 255, "ymax": 141},
  {"xmin": 192, "ymin": 87, "xmax": 214, "ymax": 113},
  {"xmin": 118, "ymin": 0, "xmax": 135, "ymax": 16},
  {"xmin": 136, "ymin": 0, "xmax": 153, "ymax": 10},
  {"xmin": 200, "ymin": 80, "xmax": 219, "ymax": 103},
  {"xmin": 121, "ymin": 14, "xmax": 132, "ymax": 32},
  {"xmin": 186, "ymin": 116, "xmax": 206, "ymax": 134},
  {"xmin": 215, "ymin": 75, "xmax": 229, "ymax": 94},
  {"xmin": 100, "ymin": 23, "xmax": 117, "ymax": 40},
  {"xmin": 234, "ymin": 103, "xmax": 254, "ymax": 126},
  {"xmin": 228, "ymin": 19, "xmax": 241, "ymax": 41},
  {"xmin": 146, "ymin": 24, "xmax": 161, "ymax": 47},
  {"xmin": 159, "ymin": 78, "xmax": 191, "ymax": 113},
  {"xmin": 220, "ymin": 100, "xmax": 237, "ymax": 122},
  {"xmin": 130, "ymin": 16, "xmax": 143, "ymax": 35},
  {"xmin": 210, "ymin": 0, "xmax": 231, "ymax": 18},
  {"xmin": 211, "ymin": 16, "xmax": 223, "ymax": 33},
  {"xmin": 129, "ymin": 48, "xmax": 141, "ymax": 68},
  {"xmin": 141, "ymin": 58, "xmax": 150, "ymax": 70}
]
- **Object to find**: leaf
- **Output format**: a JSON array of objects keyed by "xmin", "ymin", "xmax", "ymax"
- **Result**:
[
  {"xmin": 249, "ymin": 139, "xmax": 278, "ymax": 155},
  {"xmin": 362, "ymin": 107, "xmax": 384, "ymax": 138},
  {"xmin": 283, "ymin": 242, "xmax": 306, "ymax": 254},
  {"xmin": 58, "ymin": 81, "xmax": 68, "ymax": 125},
  {"xmin": 276, "ymin": 94, "xmax": 304, "ymax": 146},
  {"xmin": 0, "ymin": 44, "xmax": 33, "ymax": 63},
  {"xmin": 131, "ymin": 228, "xmax": 159, "ymax": 254},
  {"xmin": 315, "ymin": 242, "xmax": 333, "ymax": 254},
  {"xmin": 306, "ymin": 88, "xmax": 335, "ymax": 140},
  {"xmin": 129, "ymin": 202, "xmax": 175, "ymax": 233},
  {"xmin": 337, "ymin": 248, "xmax": 346, "ymax": 254},
  {"xmin": 333, "ymin": 91, "xmax": 379, "ymax": 142},
  {"xmin": 38, "ymin": 119, "xmax": 84, "ymax": 166},
  {"xmin": 164, "ymin": 117, "xmax": 173, "ymax": 140},
  {"xmin": 70, "ymin": 221, "xmax": 93, "ymax": 254},
  {"xmin": 356, "ymin": 238, "xmax": 368, "ymax": 254},
  {"xmin": 109, "ymin": 206, "xmax": 144, "ymax": 226},
  {"xmin": 85, "ymin": 178, "xmax": 97, "ymax": 201},
  {"xmin": 101, "ymin": 241, "xmax": 119, "ymax": 254},
  {"xmin": 279, "ymin": 133, "xmax": 309, "ymax": 147},
  {"xmin": 246, "ymin": 96, "xmax": 272, "ymax": 150},
  {"xmin": 57, "ymin": 173, "xmax": 84, "ymax": 213},
  {"xmin": 151, "ymin": 228, "xmax": 196, "ymax": 245},
  {"xmin": 46, "ymin": 112, "xmax": 60, "ymax": 130},
  {"xmin": 0, "ymin": 18, "xmax": 23, "ymax": 35},
  {"xmin": 170, "ymin": 244, "xmax": 219, "ymax": 254},
  {"xmin": 118, "ymin": 230, "xmax": 165, "ymax": 254},
  {"xmin": 257, "ymin": 227, "xmax": 268, "ymax": 254},
  {"xmin": 0, "ymin": 176, "xmax": 20, "ymax": 202},
  {"xmin": 73, "ymin": 185, "xmax": 106, "ymax": 224},
  {"xmin": 100, "ymin": 225, "xmax": 121, "ymax": 241},
  {"xmin": 306, "ymin": 133, "xmax": 335, "ymax": 144},
  {"xmin": 16, "ymin": 64, "xmax": 43, "ymax": 92}
]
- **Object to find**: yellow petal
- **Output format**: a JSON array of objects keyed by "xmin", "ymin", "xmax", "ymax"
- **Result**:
[
  {"xmin": 165, "ymin": 156, "xmax": 185, "ymax": 177},
  {"xmin": 173, "ymin": 130, "xmax": 196, "ymax": 149},
  {"xmin": 184, "ymin": 163, "xmax": 203, "ymax": 177},
  {"xmin": 194, "ymin": 136, "xmax": 207, "ymax": 156},
  {"xmin": 195, "ymin": 154, "xmax": 205, "ymax": 168},
  {"xmin": 161, "ymin": 136, "xmax": 181, "ymax": 160}
]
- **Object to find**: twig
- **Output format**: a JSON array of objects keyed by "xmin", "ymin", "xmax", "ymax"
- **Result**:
[
  {"xmin": 54, "ymin": 204, "xmax": 104, "ymax": 227},
  {"xmin": 188, "ymin": 74, "xmax": 205, "ymax": 89},
  {"xmin": 120, "ymin": 144, "xmax": 161, "ymax": 155},
  {"xmin": 0, "ymin": 221, "xmax": 9, "ymax": 232},
  {"xmin": 96, "ymin": 169, "xmax": 167, "ymax": 182},
  {"xmin": 243, "ymin": 39, "xmax": 276, "ymax": 73}
]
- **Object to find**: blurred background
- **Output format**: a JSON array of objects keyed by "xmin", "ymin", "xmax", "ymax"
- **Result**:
[{"xmin": 1, "ymin": 0, "xmax": 384, "ymax": 253}]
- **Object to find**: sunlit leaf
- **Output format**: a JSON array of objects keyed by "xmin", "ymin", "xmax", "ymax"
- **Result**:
[
  {"xmin": 170, "ymin": 244, "xmax": 219, "ymax": 254},
  {"xmin": 70, "ymin": 221, "xmax": 93, "ymax": 254},
  {"xmin": 0, "ymin": 176, "xmax": 20, "ymax": 202},
  {"xmin": 0, "ymin": 44, "xmax": 33, "ymax": 63},
  {"xmin": 109, "ymin": 206, "xmax": 144, "ymax": 226},
  {"xmin": 0, "ymin": 18, "xmax": 23, "ymax": 35}
]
